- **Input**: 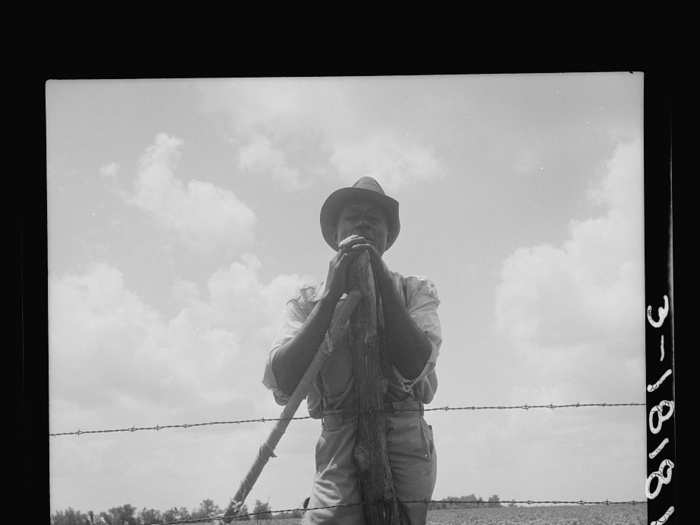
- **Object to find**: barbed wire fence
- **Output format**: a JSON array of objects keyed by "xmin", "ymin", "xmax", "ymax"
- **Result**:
[
  {"xmin": 49, "ymin": 401, "xmax": 645, "ymax": 437},
  {"xmin": 50, "ymin": 400, "xmax": 648, "ymax": 524},
  {"xmin": 154, "ymin": 498, "xmax": 648, "ymax": 525}
]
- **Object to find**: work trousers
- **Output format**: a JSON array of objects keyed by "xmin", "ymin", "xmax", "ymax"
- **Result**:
[{"xmin": 303, "ymin": 399, "xmax": 437, "ymax": 525}]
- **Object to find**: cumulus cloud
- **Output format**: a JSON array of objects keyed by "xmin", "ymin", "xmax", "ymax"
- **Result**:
[
  {"xmin": 237, "ymin": 134, "xmax": 306, "ymax": 190},
  {"xmin": 494, "ymin": 139, "xmax": 644, "ymax": 401},
  {"xmin": 129, "ymin": 133, "xmax": 256, "ymax": 251},
  {"xmin": 49, "ymin": 258, "xmax": 309, "ymax": 434},
  {"xmin": 49, "ymin": 256, "xmax": 315, "ymax": 512},
  {"xmin": 330, "ymin": 133, "xmax": 444, "ymax": 192},
  {"xmin": 198, "ymin": 80, "xmax": 445, "ymax": 192},
  {"xmin": 198, "ymin": 78, "xmax": 355, "ymax": 136}
]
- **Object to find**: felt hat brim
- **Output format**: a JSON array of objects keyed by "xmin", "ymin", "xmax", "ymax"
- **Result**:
[{"xmin": 320, "ymin": 186, "xmax": 400, "ymax": 251}]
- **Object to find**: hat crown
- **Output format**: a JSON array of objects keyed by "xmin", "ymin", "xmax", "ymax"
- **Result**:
[{"xmin": 352, "ymin": 176, "xmax": 386, "ymax": 195}]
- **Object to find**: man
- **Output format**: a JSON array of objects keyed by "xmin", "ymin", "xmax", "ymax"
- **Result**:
[{"xmin": 263, "ymin": 177, "xmax": 441, "ymax": 524}]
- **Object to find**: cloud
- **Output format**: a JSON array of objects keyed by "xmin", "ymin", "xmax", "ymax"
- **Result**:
[
  {"xmin": 49, "ymin": 258, "xmax": 310, "ymax": 434},
  {"xmin": 49, "ymin": 257, "xmax": 316, "ymax": 512},
  {"xmin": 99, "ymin": 162, "xmax": 120, "ymax": 178},
  {"xmin": 330, "ymin": 132, "xmax": 444, "ymax": 193},
  {"xmin": 198, "ymin": 78, "xmax": 356, "ymax": 136},
  {"xmin": 197, "ymin": 80, "xmax": 445, "ymax": 192},
  {"xmin": 494, "ymin": 139, "xmax": 644, "ymax": 401},
  {"xmin": 129, "ymin": 133, "xmax": 256, "ymax": 251},
  {"xmin": 475, "ymin": 139, "xmax": 647, "ymax": 504},
  {"xmin": 237, "ymin": 134, "xmax": 306, "ymax": 190}
]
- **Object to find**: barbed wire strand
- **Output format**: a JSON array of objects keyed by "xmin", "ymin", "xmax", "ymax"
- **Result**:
[
  {"xmin": 154, "ymin": 498, "xmax": 647, "ymax": 525},
  {"xmin": 50, "ymin": 402, "xmax": 645, "ymax": 437}
]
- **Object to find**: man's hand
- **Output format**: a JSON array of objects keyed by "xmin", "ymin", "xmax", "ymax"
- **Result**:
[
  {"xmin": 342, "ymin": 235, "xmax": 392, "ymax": 294},
  {"xmin": 322, "ymin": 235, "xmax": 371, "ymax": 303},
  {"xmin": 273, "ymin": 236, "xmax": 368, "ymax": 397},
  {"xmin": 344, "ymin": 235, "xmax": 433, "ymax": 380}
]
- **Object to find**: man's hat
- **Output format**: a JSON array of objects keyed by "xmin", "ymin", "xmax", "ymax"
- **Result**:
[{"xmin": 320, "ymin": 176, "xmax": 400, "ymax": 251}]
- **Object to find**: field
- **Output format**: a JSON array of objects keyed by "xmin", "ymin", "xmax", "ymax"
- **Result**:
[
  {"xmin": 246, "ymin": 505, "xmax": 647, "ymax": 524},
  {"xmin": 425, "ymin": 505, "xmax": 646, "ymax": 524}
]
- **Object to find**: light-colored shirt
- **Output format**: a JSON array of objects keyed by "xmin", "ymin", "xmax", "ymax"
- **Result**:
[{"xmin": 262, "ymin": 271, "xmax": 441, "ymax": 417}]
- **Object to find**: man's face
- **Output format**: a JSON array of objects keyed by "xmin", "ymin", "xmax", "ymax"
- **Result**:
[{"xmin": 336, "ymin": 200, "xmax": 390, "ymax": 255}]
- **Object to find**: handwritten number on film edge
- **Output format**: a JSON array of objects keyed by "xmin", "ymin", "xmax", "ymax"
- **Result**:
[
  {"xmin": 646, "ymin": 459, "xmax": 674, "ymax": 500},
  {"xmin": 648, "ymin": 400, "xmax": 674, "ymax": 435},
  {"xmin": 645, "ymin": 294, "xmax": 675, "ymax": 525},
  {"xmin": 646, "ymin": 295, "xmax": 669, "ymax": 329}
]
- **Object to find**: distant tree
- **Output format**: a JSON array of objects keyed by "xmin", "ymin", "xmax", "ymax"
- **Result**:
[
  {"xmin": 191, "ymin": 499, "xmax": 222, "ymax": 520},
  {"xmin": 487, "ymin": 495, "xmax": 501, "ymax": 507},
  {"xmin": 452, "ymin": 494, "xmax": 478, "ymax": 508},
  {"xmin": 52, "ymin": 507, "xmax": 90, "ymax": 525},
  {"xmin": 251, "ymin": 500, "xmax": 272, "ymax": 520},
  {"xmin": 429, "ymin": 495, "xmax": 485, "ymax": 510},
  {"xmin": 459, "ymin": 495, "xmax": 476, "ymax": 506},
  {"xmin": 162, "ymin": 507, "xmax": 191, "ymax": 523},
  {"xmin": 103, "ymin": 504, "xmax": 137, "ymax": 525},
  {"xmin": 138, "ymin": 507, "xmax": 162, "ymax": 524}
]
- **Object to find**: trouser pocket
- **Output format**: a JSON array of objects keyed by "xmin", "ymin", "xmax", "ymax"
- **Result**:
[
  {"xmin": 421, "ymin": 421, "xmax": 435, "ymax": 462},
  {"xmin": 386, "ymin": 413, "xmax": 437, "ymax": 504},
  {"xmin": 386, "ymin": 413, "xmax": 434, "ymax": 462}
]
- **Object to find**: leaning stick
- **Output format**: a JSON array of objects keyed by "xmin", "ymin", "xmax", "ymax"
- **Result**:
[{"xmin": 225, "ymin": 287, "xmax": 363, "ymax": 519}]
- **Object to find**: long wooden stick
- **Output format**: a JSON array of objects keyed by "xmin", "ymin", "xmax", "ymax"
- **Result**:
[{"xmin": 225, "ymin": 288, "xmax": 363, "ymax": 519}]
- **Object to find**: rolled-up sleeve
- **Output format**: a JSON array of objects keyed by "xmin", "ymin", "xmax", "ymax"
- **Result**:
[
  {"xmin": 392, "ymin": 276, "xmax": 442, "ymax": 403},
  {"xmin": 262, "ymin": 297, "xmax": 308, "ymax": 406}
]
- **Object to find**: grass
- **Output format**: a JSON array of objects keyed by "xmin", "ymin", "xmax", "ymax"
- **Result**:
[
  {"xmin": 241, "ymin": 504, "xmax": 647, "ymax": 524},
  {"xmin": 425, "ymin": 505, "xmax": 647, "ymax": 525}
]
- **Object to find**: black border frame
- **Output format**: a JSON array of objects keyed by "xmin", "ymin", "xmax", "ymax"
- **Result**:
[
  {"xmin": 18, "ymin": 65, "xmax": 676, "ymax": 524},
  {"xmin": 643, "ymin": 71, "xmax": 677, "ymax": 524}
]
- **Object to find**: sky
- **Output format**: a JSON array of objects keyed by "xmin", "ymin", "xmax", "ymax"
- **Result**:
[{"xmin": 47, "ymin": 73, "xmax": 646, "ymax": 515}]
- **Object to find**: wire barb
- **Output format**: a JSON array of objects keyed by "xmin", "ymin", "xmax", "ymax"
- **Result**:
[
  {"xmin": 155, "ymin": 498, "xmax": 647, "ymax": 525},
  {"xmin": 49, "ymin": 401, "xmax": 646, "ymax": 437}
]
